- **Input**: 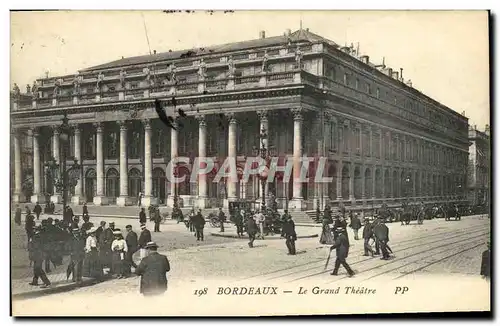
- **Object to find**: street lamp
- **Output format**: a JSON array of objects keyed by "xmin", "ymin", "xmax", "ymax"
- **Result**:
[
  {"xmin": 44, "ymin": 113, "xmax": 81, "ymax": 222},
  {"xmin": 252, "ymin": 127, "xmax": 276, "ymax": 210},
  {"xmin": 404, "ymin": 175, "xmax": 411, "ymax": 200}
]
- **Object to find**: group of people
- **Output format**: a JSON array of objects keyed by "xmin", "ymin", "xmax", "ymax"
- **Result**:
[{"xmin": 14, "ymin": 203, "xmax": 171, "ymax": 297}]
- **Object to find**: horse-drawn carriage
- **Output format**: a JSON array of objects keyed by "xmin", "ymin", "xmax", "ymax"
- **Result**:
[
  {"xmin": 444, "ymin": 204, "xmax": 461, "ymax": 221},
  {"xmin": 399, "ymin": 203, "xmax": 424, "ymax": 225}
]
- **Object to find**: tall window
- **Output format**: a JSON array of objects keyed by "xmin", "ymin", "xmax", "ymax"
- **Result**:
[
  {"xmin": 129, "ymin": 130, "xmax": 141, "ymax": 159},
  {"xmin": 343, "ymin": 73, "xmax": 349, "ymax": 86},
  {"xmin": 376, "ymin": 88, "xmax": 380, "ymax": 99},
  {"xmin": 373, "ymin": 132, "xmax": 380, "ymax": 158},
  {"xmin": 153, "ymin": 129, "xmax": 165, "ymax": 157},
  {"xmin": 332, "ymin": 67, "xmax": 337, "ymax": 81},
  {"xmin": 366, "ymin": 83, "xmax": 372, "ymax": 94},
  {"xmin": 355, "ymin": 78, "xmax": 359, "ymax": 90},
  {"xmin": 354, "ymin": 127, "xmax": 361, "ymax": 155},
  {"xmin": 105, "ymin": 131, "xmax": 118, "ymax": 159},
  {"xmin": 330, "ymin": 122, "xmax": 337, "ymax": 152},
  {"xmin": 362, "ymin": 130, "xmax": 370, "ymax": 156}
]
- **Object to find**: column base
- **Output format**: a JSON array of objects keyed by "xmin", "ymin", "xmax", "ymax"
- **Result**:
[
  {"xmin": 31, "ymin": 194, "xmax": 46, "ymax": 204},
  {"xmin": 93, "ymin": 196, "xmax": 109, "ymax": 206},
  {"xmin": 71, "ymin": 195, "xmax": 85, "ymax": 206},
  {"xmin": 289, "ymin": 198, "xmax": 306, "ymax": 211},
  {"xmin": 12, "ymin": 193, "xmax": 26, "ymax": 203},
  {"xmin": 50, "ymin": 194, "xmax": 63, "ymax": 204},
  {"xmin": 223, "ymin": 197, "xmax": 238, "ymax": 209},
  {"xmin": 117, "ymin": 196, "xmax": 135, "ymax": 207},
  {"xmin": 141, "ymin": 196, "xmax": 158, "ymax": 207},
  {"xmin": 197, "ymin": 197, "xmax": 210, "ymax": 209}
]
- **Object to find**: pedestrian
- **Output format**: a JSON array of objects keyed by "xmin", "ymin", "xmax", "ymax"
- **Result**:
[
  {"xmin": 135, "ymin": 241, "xmax": 170, "ymax": 297},
  {"xmin": 82, "ymin": 226, "xmax": 103, "ymax": 280},
  {"xmin": 329, "ymin": 228, "xmax": 355, "ymax": 277},
  {"xmin": 246, "ymin": 215, "xmax": 258, "ymax": 248},
  {"xmin": 25, "ymin": 209, "xmax": 36, "ymax": 248},
  {"xmin": 137, "ymin": 192, "xmax": 143, "ymax": 207},
  {"xmin": 480, "ymin": 240, "xmax": 490, "ymax": 279},
  {"xmin": 349, "ymin": 213, "xmax": 362, "ymax": 240},
  {"xmin": 111, "ymin": 230, "xmax": 128, "ymax": 279},
  {"xmin": 362, "ymin": 217, "xmax": 375, "ymax": 257},
  {"xmin": 33, "ymin": 202, "xmax": 42, "ymax": 220},
  {"xmin": 188, "ymin": 209, "xmax": 195, "ymax": 232},
  {"xmin": 255, "ymin": 210, "xmax": 265, "ymax": 239},
  {"xmin": 373, "ymin": 219, "xmax": 390, "ymax": 260},
  {"xmin": 320, "ymin": 212, "xmax": 334, "ymax": 245},
  {"xmin": 234, "ymin": 210, "xmax": 244, "ymax": 237},
  {"xmin": 193, "ymin": 209, "xmax": 205, "ymax": 241},
  {"xmin": 28, "ymin": 230, "xmax": 52, "ymax": 288},
  {"xmin": 153, "ymin": 207, "xmax": 162, "ymax": 232},
  {"xmin": 138, "ymin": 224, "xmax": 152, "ymax": 260},
  {"xmin": 371, "ymin": 218, "xmax": 381, "ymax": 255},
  {"xmin": 96, "ymin": 221, "xmax": 106, "ymax": 241},
  {"xmin": 282, "ymin": 215, "xmax": 297, "ymax": 255},
  {"xmin": 218, "ymin": 208, "xmax": 226, "ymax": 233},
  {"xmin": 71, "ymin": 215, "xmax": 80, "ymax": 230},
  {"xmin": 139, "ymin": 207, "xmax": 147, "ymax": 225},
  {"xmin": 14, "ymin": 204, "xmax": 22, "ymax": 226},
  {"xmin": 125, "ymin": 224, "xmax": 139, "ymax": 271},
  {"xmin": 99, "ymin": 222, "xmax": 115, "ymax": 273},
  {"xmin": 82, "ymin": 202, "xmax": 89, "ymax": 219},
  {"xmin": 81, "ymin": 215, "xmax": 94, "ymax": 233},
  {"xmin": 68, "ymin": 228, "xmax": 85, "ymax": 283}
]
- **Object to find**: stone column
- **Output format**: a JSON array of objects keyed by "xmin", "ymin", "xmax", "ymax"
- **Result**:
[
  {"xmin": 50, "ymin": 126, "xmax": 62, "ymax": 203},
  {"xmin": 71, "ymin": 124, "xmax": 84, "ymax": 205},
  {"xmin": 224, "ymin": 113, "xmax": 238, "ymax": 208},
  {"xmin": 336, "ymin": 161, "xmax": 343, "ymax": 201},
  {"xmin": 30, "ymin": 128, "xmax": 45, "ymax": 203},
  {"xmin": 197, "ymin": 115, "xmax": 209, "ymax": 208},
  {"xmin": 12, "ymin": 129, "xmax": 26, "ymax": 203},
  {"xmin": 361, "ymin": 165, "xmax": 366, "ymax": 200},
  {"xmin": 117, "ymin": 121, "xmax": 132, "ymax": 206},
  {"xmin": 412, "ymin": 170, "xmax": 417, "ymax": 198},
  {"xmin": 349, "ymin": 163, "xmax": 355, "ymax": 203},
  {"xmin": 93, "ymin": 122, "xmax": 108, "ymax": 205},
  {"xmin": 381, "ymin": 167, "xmax": 385, "ymax": 201},
  {"xmin": 290, "ymin": 108, "xmax": 305, "ymax": 211},
  {"xmin": 141, "ymin": 119, "xmax": 157, "ymax": 207},
  {"xmin": 167, "ymin": 121, "xmax": 179, "ymax": 208},
  {"xmin": 371, "ymin": 166, "xmax": 376, "ymax": 200},
  {"xmin": 257, "ymin": 110, "xmax": 269, "ymax": 202}
]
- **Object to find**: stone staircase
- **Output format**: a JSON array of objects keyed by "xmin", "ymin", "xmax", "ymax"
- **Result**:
[{"xmin": 291, "ymin": 210, "xmax": 319, "ymax": 224}]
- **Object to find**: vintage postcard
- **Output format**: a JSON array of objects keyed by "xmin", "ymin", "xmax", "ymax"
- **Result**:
[{"xmin": 9, "ymin": 10, "xmax": 491, "ymax": 316}]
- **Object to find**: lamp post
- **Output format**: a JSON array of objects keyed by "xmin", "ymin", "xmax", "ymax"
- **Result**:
[
  {"xmin": 252, "ymin": 127, "xmax": 276, "ymax": 210},
  {"xmin": 404, "ymin": 175, "xmax": 411, "ymax": 201},
  {"xmin": 44, "ymin": 113, "xmax": 81, "ymax": 220}
]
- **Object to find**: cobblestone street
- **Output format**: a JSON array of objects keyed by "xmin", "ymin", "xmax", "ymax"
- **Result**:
[{"xmin": 12, "ymin": 214, "xmax": 490, "ymax": 315}]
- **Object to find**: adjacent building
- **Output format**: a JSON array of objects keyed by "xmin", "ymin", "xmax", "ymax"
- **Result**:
[
  {"xmin": 467, "ymin": 125, "xmax": 491, "ymax": 207},
  {"xmin": 10, "ymin": 28, "xmax": 470, "ymax": 211}
]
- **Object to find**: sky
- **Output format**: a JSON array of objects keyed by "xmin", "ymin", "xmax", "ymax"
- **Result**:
[{"xmin": 9, "ymin": 10, "xmax": 490, "ymax": 129}]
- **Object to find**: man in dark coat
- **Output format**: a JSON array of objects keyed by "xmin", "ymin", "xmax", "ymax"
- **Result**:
[
  {"xmin": 362, "ymin": 217, "xmax": 375, "ymax": 257},
  {"xmin": 330, "ymin": 228, "xmax": 355, "ymax": 277},
  {"xmin": 373, "ymin": 219, "xmax": 390, "ymax": 260},
  {"xmin": 135, "ymin": 242, "xmax": 170, "ymax": 297},
  {"xmin": 153, "ymin": 208, "xmax": 162, "ymax": 232},
  {"xmin": 99, "ymin": 222, "xmax": 115, "ymax": 272},
  {"xmin": 282, "ymin": 215, "xmax": 297, "ymax": 255},
  {"xmin": 349, "ymin": 213, "xmax": 362, "ymax": 240},
  {"xmin": 33, "ymin": 202, "xmax": 42, "ymax": 220},
  {"xmin": 81, "ymin": 215, "xmax": 94, "ymax": 233},
  {"xmin": 138, "ymin": 224, "xmax": 152, "ymax": 260},
  {"xmin": 69, "ymin": 228, "xmax": 85, "ymax": 282},
  {"xmin": 218, "ymin": 208, "xmax": 226, "ymax": 233},
  {"xmin": 24, "ymin": 209, "xmax": 36, "ymax": 247},
  {"xmin": 14, "ymin": 205, "xmax": 22, "ymax": 226},
  {"xmin": 82, "ymin": 202, "xmax": 89, "ymax": 219},
  {"xmin": 71, "ymin": 216, "xmax": 80, "ymax": 230},
  {"xmin": 28, "ymin": 230, "xmax": 51, "ymax": 288},
  {"xmin": 234, "ymin": 210, "xmax": 244, "ymax": 237},
  {"xmin": 139, "ymin": 208, "xmax": 147, "ymax": 225},
  {"xmin": 246, "ymin": 215, "xmax": 258, "ymax": 248},
  {"xmin": 125, "ymin": 225, "xmax": 139, "ymax": 270},
  {"xmin": 193, "ymin": 209, "xmax": 206, "ymax": 241},
  {"xmin": 96, "ymin": 221, "xmax": 106, "ymax": 241},
  {"xmin": 480, "ymin": 241, "xmax": 490, "ymax": 279}
]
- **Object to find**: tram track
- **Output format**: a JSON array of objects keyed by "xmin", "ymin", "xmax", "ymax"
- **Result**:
[
  {"xmin": 273, "ymin": 227, "xmax": 489, "ymax": 283},
  {"xmin": 237, "ymin": 223, "xmax": 488, "ymax": 282}
]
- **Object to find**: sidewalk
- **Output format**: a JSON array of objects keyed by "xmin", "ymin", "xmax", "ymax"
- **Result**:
[{"xmin": 11, "ymin": 273, "xmax": 97, "ymax": 300}]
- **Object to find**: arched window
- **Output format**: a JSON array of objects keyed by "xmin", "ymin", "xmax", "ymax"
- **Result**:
[
  {"xmin": 152, "ymin": 167, "xmax": 166, "ymax": 204},
  {"xmin": 105, "ymin": 168, "xmax": 120, "ymax": 199},
  {"xmin": 128, "ymin": 168, "xmax": 142, "ymax": 199}
]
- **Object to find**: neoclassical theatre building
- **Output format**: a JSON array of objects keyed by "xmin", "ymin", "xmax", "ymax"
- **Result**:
[{"xmin": 10, "ymin": 28, "xmax": 469, "ymax": 211}]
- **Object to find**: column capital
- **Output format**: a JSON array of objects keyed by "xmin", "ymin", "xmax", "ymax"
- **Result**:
[
  {"xmin": 226, "ymin": 112, "xmax": 237, "ymax": 125},
  {"xmin": 196, "ymin": 115, "xmax": 207, "ymax": 127},
  {"xmin": 256, "ymin": 110, "xmax": 268, "ymax": 122},
  {"xmin": 142, "ymin": 119, "xmax": 152, "ymax": 130},
  {"xmin": 117, "ymin": 120, "xmax": 129, "ymax": 131},
  {"xmin": 69, "ymin": 123, "xmax": 81, "ymax": 133},
  {"xmin": 291, "ymin": 108, "xmax": 303, "ymax": 121},
  {"xmin": 323, "ymin": 111, "xmax": 334, "ymax": 122},
  {"xmin": 93, "ymin": 122, "xmax": 104, "ymax": 133},
  {"xmin": 52, "ymin": 125, "xmax": 61, "ymax": 135}
]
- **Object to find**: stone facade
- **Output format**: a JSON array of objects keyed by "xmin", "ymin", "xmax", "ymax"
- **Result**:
[
  {"xmin": 10, "ymin": 29, "xmax": 469, "ymax": 211},
  {"xmin": 467, "ymin": 126, "xmax": 490, "ymax": 206}
]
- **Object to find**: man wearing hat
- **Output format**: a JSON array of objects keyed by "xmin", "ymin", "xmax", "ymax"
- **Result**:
[
  {"xmin": 193, "ymin": 209, "xmax": 206, "ymax": 241},
  {"xmin": 99, "ymin": 222, "xmax": 115, "ymax": 273},
  {"xmin": 349, "ymin": 213, "xmax": 362, "ymax": 241},
  {"xmin": 329, "ymin": 227, "xmax": 355, "ymax": 277},
  {"xmin": 139, "ymin": 208, "xmax": 147, "ymax": 225},
  {"xmin": 373, "ymin": 218, "xmax": 390, "ymax": 260},
  {"xmin": 362, "ymin": 217, "xmax": 375, "ymax": 257},
  {"xmin": 135, "ymin": 241, "xmax": 170, "ymax": 297},
  {"xmin": 138, "ymin": 224, "xmax": 152, "ymax": 260},
  {"xmin": 28, "ymin": 229, "xmax": 52, "ymax": 288},
  {"xmin": 282, "ymin": 214, "xmax": 297, "ymax": 255},
  {"xmin": 125, "ymin": 225, "xmax": 139, "ymax": 270},
  {"xmin": 68, "ymin": 227, "xmax": 85, "ymax": 282}
]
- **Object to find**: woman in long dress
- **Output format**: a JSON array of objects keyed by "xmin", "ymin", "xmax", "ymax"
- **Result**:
[
  {"xmin": 82, "ymin": 227, "xmax": 103, "ymax": 280},
  {"xmin": 111, "ymin": 230, "xmax": 128, "ymax": 278},
  {"xmin": 320, "ymin": 215, "xmax": 334, "ymax": 245}
]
